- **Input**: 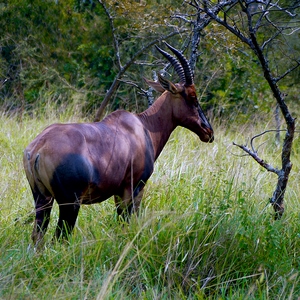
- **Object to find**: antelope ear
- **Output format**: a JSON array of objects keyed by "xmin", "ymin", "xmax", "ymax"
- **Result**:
[
  {"xmin": 157, "ymin": 73, "xmax": 178, "ymax": 94},
  {"xmin": 143, "ymin": 77, "xmax": 166, "ymax": 93}
]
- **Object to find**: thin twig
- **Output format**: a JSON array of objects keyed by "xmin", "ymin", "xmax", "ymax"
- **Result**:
[
  {"xmin": 274, "ymin": 61, "xmax": 300, "ymax": 83},
  {"xmin": 261, "ymin": 30, "xmax": 282, "ymax": 50},
  {"xmin": 233, "ymin": 142, "xmax": 281, "ymax": 175},
  {"xmin": 250, "ymin": 129, "xmax": 287, "ymax": 153},
  {"xmin": 94, "ymin": 30, "xmax": 186, "ymax": 121},
  {"xmin": 118, "ymin": 79, "xmax": 148, "ymax": 97},
  {"xmin": 98, "ymin": 0, "xmax": 122, "ymax": 70}
]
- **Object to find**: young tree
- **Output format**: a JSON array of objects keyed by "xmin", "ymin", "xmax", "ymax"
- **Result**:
[
  {"xmin": 183, "ymin": 0, "xmax": 300, "ymax": 218},
  {"xmin": 94, "ymin": 0, "xmax": 186, "ymax": 121}
]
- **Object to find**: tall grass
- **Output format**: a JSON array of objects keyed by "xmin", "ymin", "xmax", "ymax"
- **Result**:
[{"xmin": 0, "ymin": 108, "xmax": 299, "ymax": 299}]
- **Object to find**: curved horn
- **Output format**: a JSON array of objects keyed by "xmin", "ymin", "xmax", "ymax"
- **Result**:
[
  {"xmin": 155, "ymin": 45, "xmax": 186, "ymax": 84},
  {"xmin": 164, "ymin": 42, "xmax": 194, "ymax": 86}
]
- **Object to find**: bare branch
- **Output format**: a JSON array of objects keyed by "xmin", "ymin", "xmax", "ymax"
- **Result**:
[
  {"xmin": 265, "ymin": 13, "xmax": 282, "ymax": 31},
  {"xmin": 249, "ymin": 129, "xmax": 287, "ymax": 153},
  {"xmin": 233, "ymin": 142, "xmax": 281, "ymax": 175},
  {"xmin": 118, "ymin": 79, "xmax": 147, "ymax": 96},
  {"xmin": 0, "ymin": 78, "xmax": 8, "ymax": 90},
  {"xmin": 202, "ymin": 0, "xmax": 251, "ymax": 46},
  {"xmin": 269, "ymin": 2, "xmax": 297, "ymax": 18},
  {"xmin": 284, "ymin": 27, "xmax": 300, "ymax": 35},
  {"xmin": 98, "ymin": 0, "xmax": 122, "ymax": 70},
  {"xmin": 261, "ymin": 29, "xmax": 282, "ymax": 50},
  {"xmin": 253, "ymin": 0, "xmax": 272, "ymax": 32},
  {"xmin": 94, "ymin": 30, "xmax": 186, "ymax": 121},
  {"xmin": 274, "ymin": 60, "xmax": 300, "ymax": 83},
  {"xmin": 173, "ymin": 14, "xmax": 194, "ymax": 24},
  {"xmin": 177, "ymin": 0, "xmax": 243, "ymax": 73}
]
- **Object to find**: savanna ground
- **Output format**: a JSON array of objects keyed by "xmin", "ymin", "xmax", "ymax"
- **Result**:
[{"xmin": 0, "ymin": 105, "xmax": 300, "ymax": 299}]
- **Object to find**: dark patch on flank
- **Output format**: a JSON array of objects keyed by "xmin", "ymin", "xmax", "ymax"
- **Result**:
[{"xmin": 50, "ymin": 153, "xmax": 100, "ymax": 203}]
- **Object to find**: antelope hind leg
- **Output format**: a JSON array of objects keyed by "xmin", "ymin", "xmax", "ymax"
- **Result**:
[{"xmin": 32, "ymin": 191, "xmax": 54, "ymax": 248}]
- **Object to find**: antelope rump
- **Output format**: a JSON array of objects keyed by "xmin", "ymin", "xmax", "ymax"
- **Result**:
[{"xmin": 23, "ymin": 43, "xmax": 214, "ymax": 246}]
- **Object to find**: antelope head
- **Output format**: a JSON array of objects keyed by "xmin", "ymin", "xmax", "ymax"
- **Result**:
[{"xmin": 145, "ymin": 42, "xmax": 214, "ymax": 143}]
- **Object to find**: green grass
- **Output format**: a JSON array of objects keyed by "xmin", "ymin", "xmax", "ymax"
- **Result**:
[{"xmin": 0, "ymin": 109, "xmax": 300, "ymax": 299}]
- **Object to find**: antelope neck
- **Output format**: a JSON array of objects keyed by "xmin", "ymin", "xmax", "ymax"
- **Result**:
[{"xmin": 138, "ymin": 93, "xmax": 176, "ymax": 160}]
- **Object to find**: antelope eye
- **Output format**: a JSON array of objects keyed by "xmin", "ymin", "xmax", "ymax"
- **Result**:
[{"xmin": 189, "ymin": 95, "xmax": 198, "ymax": 105}]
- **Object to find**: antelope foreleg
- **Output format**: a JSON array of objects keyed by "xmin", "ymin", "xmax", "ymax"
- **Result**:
[
  {"xmin": 54, "ymin": 201, "xmax": 80, "ymax": 241},
  {"xmin": 114, "ymin": 189, "xmax": 144, "ymax": 222}
]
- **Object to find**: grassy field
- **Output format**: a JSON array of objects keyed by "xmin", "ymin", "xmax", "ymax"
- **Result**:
[{"xmin": 0, "ymin": 108, "xmax": 300, "ymax": 299}]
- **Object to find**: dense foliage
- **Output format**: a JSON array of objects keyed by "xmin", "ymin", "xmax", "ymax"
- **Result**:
[
  {"xmin": 0, "ymin": 0, "xmax": 115, "ymax": 112},
  {"xmin": 1, "ymin": 0, "xmax": 298, "ymax": 119}
]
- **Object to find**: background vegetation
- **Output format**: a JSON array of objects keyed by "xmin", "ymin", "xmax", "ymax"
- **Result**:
[
  {"xmin": 0, "ymin": 0, "xmax": 299, "ymax": 299},
  {"xmin": 2, "ymin": 0, "xmax": 298, "ymax": 118}
]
